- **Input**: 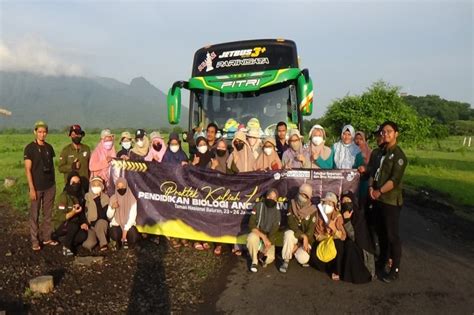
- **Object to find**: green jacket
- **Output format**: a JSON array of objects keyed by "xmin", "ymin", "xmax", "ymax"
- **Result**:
[
  {"xmin": 373, "ymin": 144, "xmax": 407, "ymax": 206},
  {"xmin": 287, "ymin": 206, "xmax": 317, "ymax": 244},
  {"xmin": 58, "ymin": 143, "xmax": 91, "ymax": 180}
]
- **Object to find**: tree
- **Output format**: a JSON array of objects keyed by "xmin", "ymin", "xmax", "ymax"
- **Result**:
[
  {"xmin": 404, "ymin": 95, "xmax": 473, "ymax": 123},
  {"xmin": 322, "ymin": 81, "xmax": 432, "ymax": 144}
]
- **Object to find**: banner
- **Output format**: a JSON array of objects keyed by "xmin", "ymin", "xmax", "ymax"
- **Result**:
[{"xmin": 111, "ymin": 161, "xmax": 360, "ymax": 245}]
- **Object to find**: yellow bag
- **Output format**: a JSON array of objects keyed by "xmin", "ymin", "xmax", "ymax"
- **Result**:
[{"xmin": 316, "ymin": 236, "xmax": 337, "ymax": 263}]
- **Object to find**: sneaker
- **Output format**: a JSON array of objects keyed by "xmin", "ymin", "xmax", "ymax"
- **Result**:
[
  {"xmin": 62, "ymin": 246, "xmax": 73, "ymax": 256},
  {"xmin": 250, "ymin": 264, "xmax": 258, "ymax": 273},
  {"xmin": 279, "ymin": 261, "xmax": 289, "ymax": 273},
  {"xmin": 122, "ymin": 240, "xmax": 129, "ymax": 249},
  {"xmin": 383, "ymin": 268, "xmax": 399, "ymax": 283},
  {"xmin": 301, "ymin": 263, "xmax": 310, "ymax": 268}
]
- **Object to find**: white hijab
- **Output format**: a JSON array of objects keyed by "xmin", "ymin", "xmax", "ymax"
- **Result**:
[{"xmin": 333, "ymin": 124, "xmax": 361, "ymax": 169}]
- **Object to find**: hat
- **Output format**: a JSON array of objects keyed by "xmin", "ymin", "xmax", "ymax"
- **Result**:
[
  {"xmin": 294, "ymin": 247, "xmax": 310, "ymax": 265},
  {"xmin": 34, "ymin": 120, "xmax": 48, "ymax": 130},
  {"xmin": 299, "ymin": 183, "xmax": 313, "ymax": 199},
  {"xmin": 120, "ymin": 131, "xmax": 132, "ymax": 141},
  {"xmin": 247, "ymin": 128, "xmax": 260, "ymax": 138},
  {"xmin": 288, "ymin": 129, "xmax": 303, "ymax": 140},
  {"xmin": 135, "ymin": 129, "xmax": 146, "ymax": 139},
  {"xmin": 149, "ymin": 131, "xmax": 163, "ymax": 140},
  {"xmin": 321, "ymin": 192, "xmax": 338, "ymax": 206},
  {"xmin": 100, "ymin": 129, "xmax": 113, "ymax": 139},
  {"xmin": 263, "ymin": 136, "xmax": 276, "ymax": 147},
  {"xmin": 246, "ymin": 117, "xmax": 261, "ymax": 130},
  {"xmin": 69, "ymin": 124, "xmax": 85, "ymax": 136}
]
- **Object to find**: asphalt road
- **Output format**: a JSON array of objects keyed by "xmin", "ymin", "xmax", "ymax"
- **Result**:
[{"xmin": 202, "ymin": 202, "xmax": 474, "ymax": 314}]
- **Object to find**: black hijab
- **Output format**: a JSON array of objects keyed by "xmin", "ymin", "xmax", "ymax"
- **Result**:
[
  {"xmin": 341, "ymin": 191, "xmax": 374, "ymax": 253},
  {"xmin": 194, "ymin": 136, "xmax": 213, "ymax": 168},
  {"xmin": 64, "ymin": 171, "xmax": 85, "ymax": 206}
]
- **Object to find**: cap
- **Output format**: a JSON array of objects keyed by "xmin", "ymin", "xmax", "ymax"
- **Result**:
[
  {"xmin": 69, "ymin": 124, "xmax": 85, "ymax": 136},
  {"xmin": 149, "ymin": 131, "xmax": 163, "ymax": 140},
  {"xmin": 135, "ymin": 129, "xmax": 146, "ymax": 139},
  {"xmin": 100, "ymin": 129, "xmax": 113, "ymax": 139},
  {"xmin": 120, "ymin": 131, "xmax": 132, "ymax": 141},
  {"xmin": 321, "ymin": 192, "xmax": 338, "ymax": 206},
  {"xmin": 34, "ymin": 120, "xmax": 48, "ymax": 130}
]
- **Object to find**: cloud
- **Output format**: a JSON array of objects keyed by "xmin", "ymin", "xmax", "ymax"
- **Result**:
[{"xmin": 0, "ymin": 37, "xmax": 84, "ymax": 76}]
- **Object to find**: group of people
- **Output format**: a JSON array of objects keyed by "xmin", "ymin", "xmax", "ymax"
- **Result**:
[{"xmin": 24, "ymin": 117, "xmax": 407, "ymax": 284}]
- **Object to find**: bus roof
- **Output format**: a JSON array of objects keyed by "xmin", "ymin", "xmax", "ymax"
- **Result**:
[{"xmin": 192, "ymin": 39, "xmax": 298, "ymax": 77}]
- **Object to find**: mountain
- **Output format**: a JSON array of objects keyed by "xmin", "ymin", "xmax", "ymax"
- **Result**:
[{"xmin": 0, "ymin": 71, "xmax": 188, "ymax": 130}]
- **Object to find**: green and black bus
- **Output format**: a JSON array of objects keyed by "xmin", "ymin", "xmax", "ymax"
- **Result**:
[{"xmin": 167, "ymin": 39, "xmax": 314, "ymax": 139}]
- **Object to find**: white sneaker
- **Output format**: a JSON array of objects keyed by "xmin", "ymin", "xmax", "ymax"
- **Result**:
[{"xmin": 250, "ymin": 264, "xmax": 258, "ymax": 273}]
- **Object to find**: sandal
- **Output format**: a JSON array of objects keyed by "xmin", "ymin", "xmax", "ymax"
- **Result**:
[
  {"xmin": 32, "ymin": 244, "xmax": 41, "ymax": 251},
  {"xmin": 232, "ymin": 248, "xmax": 242, "ymax": 256},
  {"xmin": 100, "ymin": 245, "xmax": 108, "ymax": 252},
  {"xmin": 194, "ymin": 242, "xmax": 204, "ymax": 251},
  {"xmin": 43, "ymin": 240, "xmax": 59, "ymax": 246},
  {"xmin": 171, "ymin": 239, "xmax": 182, "ymax": 249},
  {"xmin": 214, "ymin": 245, "xmax": 222, "ymax": 256},
  {"xmin": 181, "ymin": 240, "xmax": 191, "ymax": 247},
  {"xmin": 331, "ymin": 273, "xmax": 340, "ymax": 281},
  {"xmin": 202, "ymin": 242, "xmax": 210, "ymax": 250}
]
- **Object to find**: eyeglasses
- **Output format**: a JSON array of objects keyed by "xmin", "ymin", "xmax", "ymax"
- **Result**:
[{"xmin": 381, "ymin": 129, "xmax": 395, "ymax": 135}]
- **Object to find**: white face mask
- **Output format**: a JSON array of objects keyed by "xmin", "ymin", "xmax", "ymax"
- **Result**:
[
  {"xmin": 312, "ymin": 136, "xmax": 324, "ymax": 146},
  {"xmin": 197, "ymin": 145, "xmax": 208, "ymax": 154},
  {"xmin": 263, "ymin": 147, "xmax": 273, "ymax": 156},
  {"xmin": 136, "ymin": 140, "xmax": 144, "ymax": 148},
  {"xmin": 323, "ymin": 204, "xmax": 334, "ymax": 214},
  {"xmin": 122, "ymin": 141, "xmax": 131, "ymax": 150},
  {"xmin": 91, "ymin": 186, "xmax": 102, "ymax": 195},
  {"xmin": 170, "ymin": 144, "xmax": 179, "ymax": 153}
]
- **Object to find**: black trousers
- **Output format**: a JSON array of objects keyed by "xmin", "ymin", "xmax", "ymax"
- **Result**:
[
  {"xmin": 110, "ymin": 225, "xmax": 141, "ymax": 247},
  {"xmin": 53, "ymin": 221, "xmax": 88, "ymax": 252},
  {"xmin": 310, "ymin": 239, "xmax": 344, "ymax": 276},
  {"xmin": 374, "ymin": 201, "xmax": 402, "ymax": 270}
]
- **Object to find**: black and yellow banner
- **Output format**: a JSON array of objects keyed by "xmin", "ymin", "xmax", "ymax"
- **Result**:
[{"xmin": 112, "ymin": 162, "xmax": 360, "ymax": 244}]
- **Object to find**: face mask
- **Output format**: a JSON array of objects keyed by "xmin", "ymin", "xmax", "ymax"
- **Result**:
[
  {"xmin": 323, "ymin": 204, "xmax": 334, "ymax": 214},
  {"xmin": 153, "ymin": 143, "xmax": 162, "ymax": 152},
  {"xmin": 103, "ymin": 141, "xmax": 113, "ymax": 150},
  {"xmin": 69, "ymin": 183, "xmax": 81, "ymax": 192},
  {"xmin": 72, "ymin": 137, "xmax": 82, "ymax": 145},
  {"xmin": 136, "ymin": 140, "xmax": 144, "ymax": 148},
  {"xmin": 235, "ymin": 142, "xmax": 244, "ymax": 151},
  {"xmin": 91, "ymin": 186, "xmax": 102, "ymax": 195},
  {"xmin": 312, "ymin": 136, "xmax": 323, "ymax": 146},
  {"xmin": 122, "ymin": 141, "xmax": 131, "ymax": 150},
  {"xmin": 170, "ymin": 145, "xmax": 179, "ymax": 153},
  {"xmin": 216, "ymin": 149, "xmax": 226, "ymax": 157},
  {"xmin": 297, "ymin": 194, "xmax": 308, "ymax": 205},
  {"xmin": 117, "ymin": 188, "xmax": 127, "ymax": 196},
  {"xmin": 290, "ymin": 141, "xmax": 300, "ymax": 151},
  {"xmin": 265, "ymin": 199, "xmax": 277, "ymax": 208},
  {"xmin": 263, "ymin": 147, "xmax": 273, "ymax": 156},
  {"xmin": 197, "ymin": 145, "xmax": 208, "ymax": 154},
  {"xmin": 341, "ymin": 202, "xmax": 353, "ymax": 212},
  {"xmin": 247, "ymin": 138, "xmax": 257, "ymax": 146}
]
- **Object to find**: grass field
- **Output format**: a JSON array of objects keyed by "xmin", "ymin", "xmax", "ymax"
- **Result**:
[{"xmin": 0, "ymin": 134, "xmax": 472, "ymax": 218}]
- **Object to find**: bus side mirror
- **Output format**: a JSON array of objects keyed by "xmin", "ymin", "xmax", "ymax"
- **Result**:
[
  {"xmin": 167, "ymin": 82, "xmax": 183, "ymax": 125},
  {"xmin": 297, "ymin": 69, "xmax": 314, "ymax": 116}
]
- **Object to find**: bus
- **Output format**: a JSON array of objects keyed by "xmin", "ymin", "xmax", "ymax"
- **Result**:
[{"xmin": 167, "ymin": 39, "xmax": 314, "ymax": 141}]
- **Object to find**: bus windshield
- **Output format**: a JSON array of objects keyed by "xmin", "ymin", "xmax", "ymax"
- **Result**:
[{"xmin": 191, "ymin": 83, "xmax": 297, "ymax": 137}]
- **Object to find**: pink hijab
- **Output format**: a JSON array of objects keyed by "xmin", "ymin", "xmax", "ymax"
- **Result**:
[
  {"xmin": 89, "ymin": 138, "xmax": 116, "ymax": 185},
  {"xmin": 355, "ymin": 131, "xmax": 372, "ymax": 165},
  {"xmin": 145, "ymin": 136, "xmax": 167, "ymax": 162}
]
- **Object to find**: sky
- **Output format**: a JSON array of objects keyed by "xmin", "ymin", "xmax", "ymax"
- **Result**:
[{"xmin": 0, "ymin": 0, "xmax": 472, "ymax": 118}]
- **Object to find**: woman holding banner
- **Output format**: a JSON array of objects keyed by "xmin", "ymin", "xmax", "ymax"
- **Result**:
[{"xmin": 89, "ymin": 129, "xmax": 116, "ymax": 186}]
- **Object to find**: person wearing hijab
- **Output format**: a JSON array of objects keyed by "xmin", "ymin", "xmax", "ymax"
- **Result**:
[
  {"xmin": 162, "ymin": 132, "xmax": 188, "ymax": 166},
  {"xmin": 130, "ymin": 129, "xmax": 150, "ymax": 161},
  {"xmin": 255, "ymin": 137, "xmax": 282, "ymax": 171},
  {"xmin": 307, "ymin": 125, "xmax": 334, "ymax": 169},
  {"xmin": 280, "ymin": 183, "xmax": 317, "ymax": 273},
  {"xmin": 247, "ymin": 189, "xmax": 280, "ymax": 273},
  {"xmin": 89, "ymin": 129, "xmax": 116, "ymax": 186},
  {"xmin": 332, "ymin": 125, "xmax": 365, "ymax": 172},
  {"xmin": 282, "ymin": 129, "xmax": 311, "ymax": 169},
  {"xmin": 311, "ymin": 192, "xmax": 346, "ymax": 281},
  {"xmin": 53, "ymin": 171, "xmax": 88, "ymax": 256},
  {"xmin": 145, "ymin": 131, "xmax": 167, "ymax": 163},
  {"xmin": 117, "ymin": 131, "xmax": 133, "ymax": 160},
  {"xmin": 210, "ymin": 139, "xmax": 230, "ymax": 174},
  {"xmin": 340, "ymin": 191, "xmax": 375, "ymax": 283},
  {"xmin": 246, "ymin": 128, "xmax": 262, "ymax": 160},
  {"xmin": 82, "ymin": 177, "xmax": 110, "ymax": 251},
  {"xmin": 107, "ymin": 178, "xmax": 140, "ymax": 249},
  {"xmin": 227, "ymin": 131, "xmax": 256, "ymax": 173},
  {"xmin": 192, "ymin": 136, "xmax": 213, "ymax": 169},
  {"xmin": 355, "ymin": 131, "xmax": 372, "ymax": 166}
]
